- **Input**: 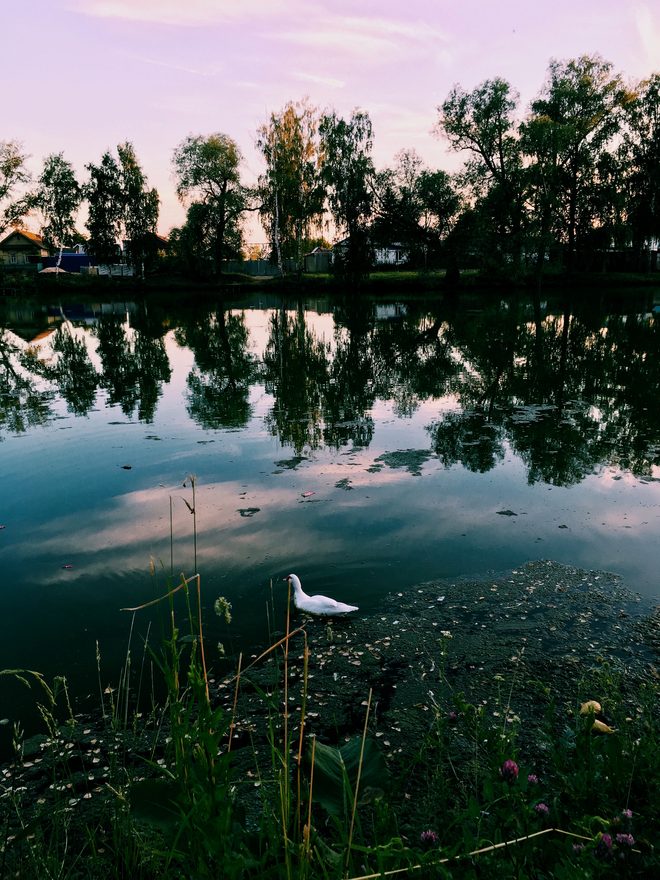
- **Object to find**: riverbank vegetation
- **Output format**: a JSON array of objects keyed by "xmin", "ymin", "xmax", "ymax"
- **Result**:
[
  {"xmin": 2, "ymin": 54, "xmax": 660, "ymax": 287},
  {"xmin": 1, "ymin": 555, "xmax": 658, "ymax": 878}
]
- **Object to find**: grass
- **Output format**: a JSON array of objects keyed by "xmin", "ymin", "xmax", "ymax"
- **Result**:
[{"xmin": 1, "ymin": 494, "xmax": 658, "ymax": 878}]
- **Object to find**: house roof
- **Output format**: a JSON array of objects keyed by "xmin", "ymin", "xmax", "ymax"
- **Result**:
[{"xmin": 0, "ymin": 228, "xmax": 46, "ymax": 248}]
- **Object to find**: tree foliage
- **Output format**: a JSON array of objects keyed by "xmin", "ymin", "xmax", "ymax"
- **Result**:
[
  {"xmin": 172, "ymin": 133, "xmax": 245, "ymax": 276},
  {"xmin": 85, "ymin": 143, "xmax": 159, "ymax": 275},
  {"xmin": 31, "ymin": 153, "xmax": 82, "ymax": 254},
  {"xmin": 256, "ymin": 99, "xmax": 324, "ymax": 272},
  {"xmin": 371, "ymin": 149, "xmax": 461, "ymax": 268},
  {"xmin": 0, "ymin": 140, "xmax": 30, "ymax": 234},
  {"xmin": 319, "ymin": 110, "xmax": 375, "ymax": 280},
  {"xmin": 437, "ymin": 77, "xmax": 524, "ymax": 269},
  {"xmin": 619, "ymin": 73, "xmax": 660, "ymax": 259},
  {"xmin": 85, "ymin": 151, "xmax": 123, "ymax": 265},
  {"xmin": 117, "ymin": 142, "xmax": 159, "ymax": 277},
  {"xmin": 522, "ymin": 54, "xmax": 632, "ymax": 271}
]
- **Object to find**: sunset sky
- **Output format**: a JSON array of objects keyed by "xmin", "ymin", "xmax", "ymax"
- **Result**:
[{"xmin": 5, "ymin": 0, "xmax": 660, "ymax": 240}]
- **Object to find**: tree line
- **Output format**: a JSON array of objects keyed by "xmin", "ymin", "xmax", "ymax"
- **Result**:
[{"xmin": 1, "ymin": 53, "xmax": 659, "ymax": 282}]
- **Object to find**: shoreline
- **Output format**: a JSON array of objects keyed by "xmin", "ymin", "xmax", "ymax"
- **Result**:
[{"xmin": 2, "ymin": 560, "xmax": 657, "ymax": 811}]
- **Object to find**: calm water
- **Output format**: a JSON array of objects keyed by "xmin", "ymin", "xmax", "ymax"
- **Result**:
[{"xmin": 1, "ymin": 289, "xmax": 660, "ymax": 732}]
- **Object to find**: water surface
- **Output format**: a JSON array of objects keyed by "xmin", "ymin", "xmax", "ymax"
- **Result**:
[{"xmin": 1, "ymin": 290, "xmax": 660, "ymax": 731}]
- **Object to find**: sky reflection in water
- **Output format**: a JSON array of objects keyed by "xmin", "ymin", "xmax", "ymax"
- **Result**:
[{"xmin": 1, "ymin": 292, "xmax": 660, "ymax": 707}]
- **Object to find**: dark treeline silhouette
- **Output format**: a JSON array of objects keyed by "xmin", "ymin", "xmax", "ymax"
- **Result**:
[{"xmin": 2, "ymin": 54, "xmax": 659, "ymax": 283}]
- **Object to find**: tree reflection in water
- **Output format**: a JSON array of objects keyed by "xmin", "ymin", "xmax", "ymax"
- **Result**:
[
  {"xmin": 3, "ymin": 294, "xmax": 660, "ymax": 489},
  {"xmin": 263, "ymin": 303, "xmax": 330, "ymax": 453},
  {"xmin": 95, "ymin": 305, "xmax": 171, "ymax": 423},
  {"xmin": 0, "ymin": 330, "xmax": 53, "ymax": 436},
  {"xmin": 175, "ymin": 304, "xmax": 258, "ymax": 429}
]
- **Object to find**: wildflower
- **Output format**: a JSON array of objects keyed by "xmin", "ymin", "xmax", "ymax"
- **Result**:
[
  {"xmin": 572, "ymin": 843, "xmax": 585, "ymax": 855},
  {"xmin": 615, "ymin": 833, "xmax": 635, "ymax": 848},
  {"xmin": 595, "ymin": 833, "xmax": 613, "ymax": 860},
  {"xmin": 527, "ymin": 773, "xmax": 539, "ymax": 784},
  {"xmin": 447, "ymin": 711, "xmax": 458, "ymax": 723},
  {"xmin": 214, "ymin": 596, "xmax": 232, "ymax": 624},
  {"xmin": 534, "ymin": 802, "xmax": 549, "ymax": 816},
  {"xmin": 420, "ymin": 830, "xmax": 439, "ymax": 848},
  {"xmin": 621, "ymin": 808, "xmax": 633, "ymax": 820},
  {"xmin": 500, "ymin": 759, "xmax": 519, "ymax": 784}
]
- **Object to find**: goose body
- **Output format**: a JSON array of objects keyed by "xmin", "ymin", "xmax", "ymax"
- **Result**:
[{"xmin": 286, "ymin": 573, "xmax": 359, "ymax": 616}]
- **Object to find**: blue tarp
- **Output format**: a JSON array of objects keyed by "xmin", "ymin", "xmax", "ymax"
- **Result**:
[{"xmin": 41, "ymin": 254, "xmax": 91, "ymax": 273}]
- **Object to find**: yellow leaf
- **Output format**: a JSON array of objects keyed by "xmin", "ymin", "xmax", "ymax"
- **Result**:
[
  {"xmin": 580, "ymin": 700, "xmax": 602, "ymax": 715},
  {"xmin": 592, "ymin": 719, "xmax": 616, "ymax": 734}
]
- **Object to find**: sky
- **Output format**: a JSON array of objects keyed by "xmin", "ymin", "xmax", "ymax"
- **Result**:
[{"xmin": 4, "ymin": 0, "xmax": 660, "ymax": 241}]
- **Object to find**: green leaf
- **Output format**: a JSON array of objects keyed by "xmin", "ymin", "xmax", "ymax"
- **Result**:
[{"xmin": 312, "ymin": 736, "xmax": 388, "ymax": 818}]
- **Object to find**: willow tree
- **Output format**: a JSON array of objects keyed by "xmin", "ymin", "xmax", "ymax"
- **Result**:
[
  {"xmin": 172, "ymin": 133, "xmax": 245, "ymax": 276},
  {"xmin": 256, "ymin": 99, "xmax": 324, "ymax": 273}
]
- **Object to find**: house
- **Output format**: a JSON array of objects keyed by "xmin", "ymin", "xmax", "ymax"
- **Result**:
[
  {"xmin": 331, "ymin": 237, "xmax": 409, "ymax": 268},
  {"xmin": 373, "ymin": 242, "xmax": 408, "ymax": 266},
  {"xmin": 0, "ymin": 229, "xmax": 49, "ymax": 270},
  {"xmin": 304, "ymin": 246, "xmax": 333, "ymax": 273}
]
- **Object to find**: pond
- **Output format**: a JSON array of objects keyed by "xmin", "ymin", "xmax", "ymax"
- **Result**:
[{"xmin": 1, "ymin": 288, "xmax": 660, "ymax": 736}]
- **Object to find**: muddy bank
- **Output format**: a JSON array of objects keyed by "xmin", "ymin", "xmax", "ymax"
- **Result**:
[
  {"xmin": 2, "ymin": 560, "xmax": 658, "ymax": 834},
  {"xmin": 220, "ymin": 560, "xmax": 658, "ymax": 767}
]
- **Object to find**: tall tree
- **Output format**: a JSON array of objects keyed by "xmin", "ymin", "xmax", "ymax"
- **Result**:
[
  {"xmin": 522, "ymin": 55, "xmax": 632, "ymax": 273},
  {"xmin": 172, "ymin": 133, "xmax": 245, "ymax": 277},
  {"xmin": 256, "ymin": 99, "xmax": 324, "ymax": 273},
  {"xmin": 86, "ymin": 144, "xmax": 160, "ymax": 275},
  {"xmin": 0, "ymin": 140, "xmax": 30, "ymax": 234},
  {"xmin": 31, "ymin": 153, "xmax": 82, "ymax": 256},
  {"xmin": 319, "ymin": 110, "xmax": 375, "ymax": 281},
  {"xmin": 117, "ymin": 142, "xmax": 159, "ymax": 278},
  {"xmin": 85, "ymin": 151, "xmax": 123, "ymax": 265},
  {"xmin": 372, "ymin": 149, "xmax": 424, "ymax": 262},
  {"xmin": 372, "ymin": 150, "xmax": 461, "ymax": 269},
  {"xmin": 437, "ymin": 77, "xmax": 524, "ymax": 271},
  {"xmin": 620, "ymin": 73, "xmax": 660, "ymax": 265}
]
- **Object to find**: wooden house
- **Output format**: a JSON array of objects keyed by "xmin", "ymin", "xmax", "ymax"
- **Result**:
[{"xmin": 0, "ymin": 229, "xmax": 49, "ymax": 269}]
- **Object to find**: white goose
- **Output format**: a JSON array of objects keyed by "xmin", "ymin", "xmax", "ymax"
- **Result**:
[{"xmin": 285, "ymin": 573, "xmax": 359, "ymax": 616}]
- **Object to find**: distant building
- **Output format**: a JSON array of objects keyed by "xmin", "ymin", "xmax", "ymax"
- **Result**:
[
  {"xmin": 0, "ymin": 229, "xmax": 48, "ymax": 269},
  {"xmin": 331, "ymin": 237, "xmax": 409, "ymax": 268},
  {"xmin": 304, "ymin": 246, "xmax": 333, "ymax": 273},
  {"xmin": 373, "ymin": 243, "xmax": 408, "ymax": 266}
]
